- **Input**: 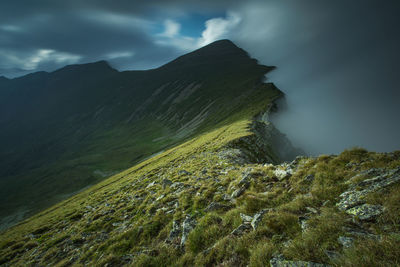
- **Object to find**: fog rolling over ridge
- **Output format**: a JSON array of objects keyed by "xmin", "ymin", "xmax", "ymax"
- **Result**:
[
  {"xmin": 1, "ymin": 0, "xmax": 399, "ymax": 155},
  {"xmin": 231, "ymin": 0, "xmax": 400, "ymax": 155}
]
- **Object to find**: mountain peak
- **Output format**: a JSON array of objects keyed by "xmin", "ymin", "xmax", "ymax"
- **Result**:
[
  {"xmin": 158, "ymin": 39, "xmax": 252, "ymax": 71},
  {"xmin": 52, "ymin": 60, "xmax": 115, "ymax": 75}
]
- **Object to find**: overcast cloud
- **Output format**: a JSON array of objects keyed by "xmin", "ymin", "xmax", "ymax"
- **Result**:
[{"xmin": 0, "ymin": 0, "xmax": 399, "ymax": 154}]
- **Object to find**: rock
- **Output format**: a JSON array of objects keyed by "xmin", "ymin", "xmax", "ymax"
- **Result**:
[
  {"xmin": 240, "ymin": 213, "xmax": 253, "ymax": 224},
  {"xmin": 222, "ymin": 194, "xmax": 232, "ymax": 201},
  {"xmin": 305, "ymin": 207, "xmax": 318, "ymax": 214},
  {"xmin": 274, "ymin": 169, "xmax": 291, "ymax": 180},
  {"xmin": 162, "ymin": 179, "xmax": 172, "ymax": 189},
  {"xmin": 342, "ymin": 226, "xmax": 380, "ymax": 240},
  {"xmin": 251, "ymin": 209, "xmax": 270, "ymax": 230},
  {"xmin": 270, "ymin": 256, "xmax": 330, "ymax": 267},
  {"xmin": 238, "ymin": 169, "xmax": 253, "ymax": 187},
  {"xmin": 345, "ymin": 204, "xmax": 384, "ymax": 221},
  {"xmin": 298, "ymin": 216, "xmax": 310, "ymax": 232},
  {"xmin": 231, "ymin": 187, "xmax": 247, "ymax": 198},
  {"xmin": 171, "ymin": 182, "xmax": 184, "ymax": 189},
  {"xmin": 179, "ymin": 170, "xmax": 191, "ymax": 176},
  {"xmin": 231, "ymin": 223, "xmax": 252, "ymax": 236},
  {"xmin": 156, "ymin": 194, "xmax": 165, "ymax": 201},
  {"xmin": 338, "ymin": 236, "xmax": 354, "ymax": 248},
  {"xmin": 146, "ymin": 181, "xmax": 156, "ymax": 188},
  {"xmin": 204, "ymin": 202, "xmax": 231, "ymax": 212},
  {"xmin": 337, "ymin": 167, "xmax": 400, "ymax": 211},
  {"xmin": 181, "ymin": 215, "xmax": 197, "ymax": 247},
  {"xmin": 166, "ymin": 220, "xmax": 181, "ymax": 243}
]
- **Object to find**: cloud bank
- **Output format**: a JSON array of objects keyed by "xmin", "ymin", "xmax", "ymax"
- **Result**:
[{"xmin": 0, "ymin": 0, "xmax": 399, "ymax": 154}]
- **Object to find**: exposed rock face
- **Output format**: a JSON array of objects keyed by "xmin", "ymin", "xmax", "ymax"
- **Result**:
[
  {"xmin": 220, "ymin": 102, "xmax": 304, "ymax": 165},
  {"xmin": 337, "ymin": 167, "xmax": 400, "ymax": 220}
]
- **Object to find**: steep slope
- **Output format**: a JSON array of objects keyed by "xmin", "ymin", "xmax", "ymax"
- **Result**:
[
  {"xmin": 0, "ymin": 40, "xmax": 295, "ymax": 230},
  {"xmin": 0, "ymin": 115, "xmax": 399, "ymax": 266}
]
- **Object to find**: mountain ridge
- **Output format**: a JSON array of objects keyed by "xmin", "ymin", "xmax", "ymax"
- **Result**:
[
  {"xmin": 0, "ymin": 40, "xmax": 399, "ymax": 267},
  {"xmin": 0, "ymin": 40, "xmax": 293, "ymax": 231}
]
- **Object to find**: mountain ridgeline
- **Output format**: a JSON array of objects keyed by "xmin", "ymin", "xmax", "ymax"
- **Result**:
[
  {"xmin": 1, "ymin": 40, "xmax": 400, "ymax": 267},
  {"xmin": 0, "ymin": 40, "xmax": 299, "ymax": 230}
]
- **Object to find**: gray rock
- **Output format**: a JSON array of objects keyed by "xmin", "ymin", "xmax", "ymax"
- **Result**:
[
  {"xmin": 274, "ymin": 168, "xmax": 292, "ymax": 180},
  {"xmin": 338, "ymin": 236, "xmax": 354, "ymax": 248},
  {"xmin": 222, "ymin": 194, "xmax": 232, "ymax": 201},
  {"xmin": 240, "ymin": 213, "xmax": 253, "ymax": 224},
  {"xmin": 345, "ymin": 204, "xmax": 384, "ymax": 221},
  {"xmin": 231, "ymin": 186, "xmax": 247, "ymax": 198},
  {"xmin": 337, "ymin": 168, "xmax": 400, "ymax": 211},
  {"xmin": 342, "ymin": 226, "xmax": 380, "ymax": 240},
  {"xmin": 251, "ymin": 209, "xmax": 270, "ymax": 230},
  {"xmin": 146, "ymin": 181, "xmax": 156, "ymax": 188},
  {"xmin": 162, "ymin": 179, "xmax": 172, "ymax": 189},
  {"xmin": 231, "ymin": 223, "xmax": 252, "ymax": 236},
  {"xmin": 305, "ymin": 207, "xmax": 318, "ymax": 214},
  {"xmin": 166, "ymin": 220, "xmax": 181, "ymax": 243},
  {"xmin": 171, "ymin": 182, "xmax": 184, "ymax": 189},
  {"xmin": 298, "ymin": 216, "xmax": 310, "ymax": 232},
  {"xmin": 181, "ymin": 215, "xmax": 197, "ymax": 247}
]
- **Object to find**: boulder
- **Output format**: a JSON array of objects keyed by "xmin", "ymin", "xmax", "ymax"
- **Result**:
[{"xmin": 345, "ymin": 204, "xmax": 384, "ymax": 221}]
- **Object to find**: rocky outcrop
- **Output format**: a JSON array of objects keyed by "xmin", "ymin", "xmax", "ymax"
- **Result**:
[
  {"xmin": 220, "ymin": 101, "xmax": 304, "ymax": 165},
  {"xmin": 337, "ymin": 167, "xmax": 400, "ymax": 220}
]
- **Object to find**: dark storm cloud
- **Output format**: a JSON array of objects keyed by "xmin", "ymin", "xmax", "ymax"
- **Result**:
[{"xmin": 0, "ymin": 0, "xmax": 399, "ymax": 154}]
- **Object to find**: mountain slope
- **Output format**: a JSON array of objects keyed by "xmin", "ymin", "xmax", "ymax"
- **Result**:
[
  {"xmin": 0, "ymin": 40, "xmax": 294, "ymax": 230},
  {"xmin": 1, "ymin": 40, "xmax": 399, "ymax": 266},
  {"xmin": 0, "ymin": 108, "xmax": 399, "ymax": 266}
]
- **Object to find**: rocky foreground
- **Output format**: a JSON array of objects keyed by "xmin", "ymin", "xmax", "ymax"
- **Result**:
[{"xmin": 1, "ymin": 117, "xmax": 399, "ymax": 266}]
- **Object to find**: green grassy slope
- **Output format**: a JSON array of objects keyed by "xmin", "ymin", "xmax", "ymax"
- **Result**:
[
  {"xmin": 0, "ymin": 40, "xmax": 280, "ymax": 229},
  {"xmin": 0, "ymin": 93, "xmax": 399, "ymax": 265}
]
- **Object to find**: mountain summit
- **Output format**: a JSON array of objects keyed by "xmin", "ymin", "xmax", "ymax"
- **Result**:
[{"xmin": 0, "ymin": 40, "xmax": 292, "ymax": 230}]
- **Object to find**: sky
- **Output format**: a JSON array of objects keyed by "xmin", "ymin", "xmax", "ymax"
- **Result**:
[{"xmin": 0, "ymin": 0, "xmax": 399, "ymax": 155}]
